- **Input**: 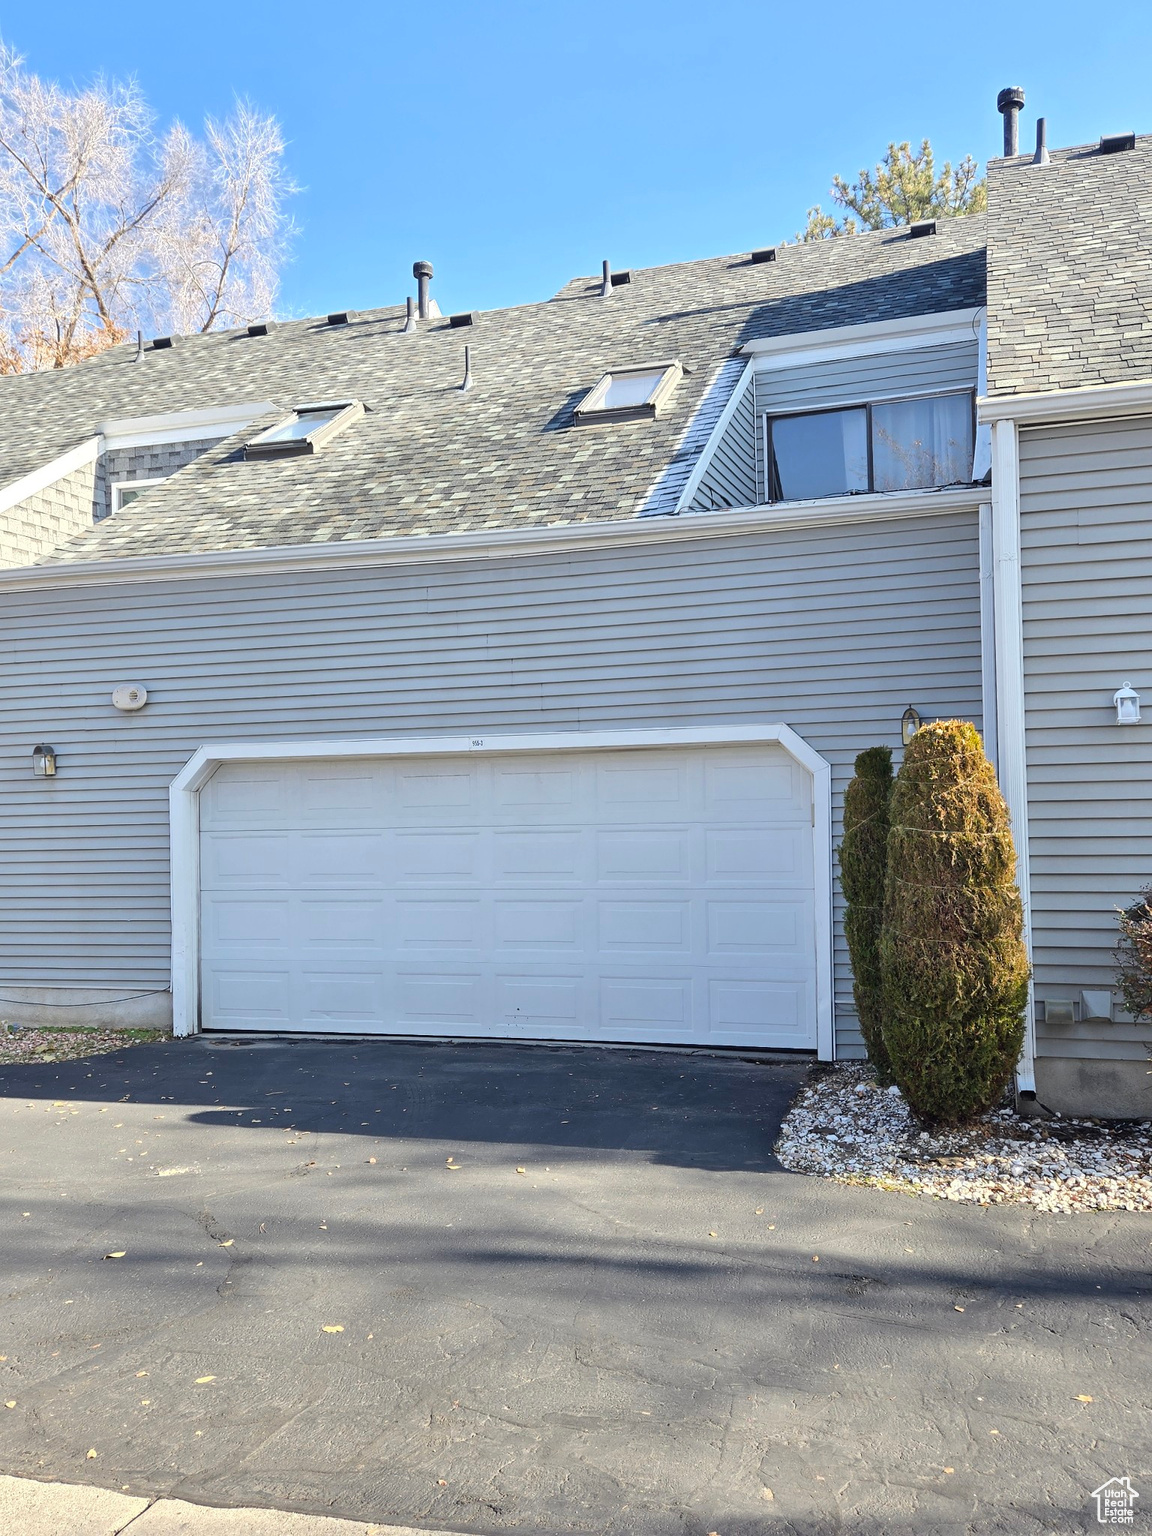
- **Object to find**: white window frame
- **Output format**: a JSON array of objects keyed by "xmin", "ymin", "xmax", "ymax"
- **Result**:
[
  {"xmin": 111, "ymin": 477, "xmax": 167, "ymax": 513},
  {"xmin": 169, "ymin": 722, "xmax": 835, "ymax": 1059},
  {"xmin": 244, "ymin": 399, "xmax": 363, "ymax": 460},
  {"xmin": 574, "ymin": 362, "xmax": 683, "ymax": 425}
]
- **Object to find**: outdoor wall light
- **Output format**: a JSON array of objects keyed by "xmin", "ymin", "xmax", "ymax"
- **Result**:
[
  {"xmin": 32, "ymin": 743, "xmax": 57, "ymax": 777},
  {"xmin": 1114, "ymin": 681, "xmax": 1141, "ymax": 725},
  {"xmin": 901, "ymin": 706, "xmax": 923, "ymax": 746}
]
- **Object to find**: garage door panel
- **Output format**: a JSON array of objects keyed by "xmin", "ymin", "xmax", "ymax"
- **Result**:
[
  {"xmin": 203, "ymin": 896, "xmax": 289, "ymax": 949},
  {"xmin": 394, "ymin": 897, "xmax": 485, "ymax": 949},
  {"xmin": 206, "ymin": 966, "xmax": 294, "ymax": 1024},
  {"xmin": 703, "ymin": 757, "xmax": 802, "ymax": 815},
  {"xmin": 496, "ymin": 974, "xmax": 583, "ymax": 1025},
  {"xmin": 706, "ymin": 897, "xmax": 811, "ymax": 956},
  {"xmin": 704, "ymin": 826, "xmax": 811, "ymax": 883},
  {"xmin": 709, "ymin": 978, "xmax": 810, "ymax": 1045},
  {"xmin": 394, "ymin": 830, "xmax": 481, "ymax": 881},
  {"xmin": 600, "ymin": 975, "xmax": 693, "ymax": 1032},
  {"xmin": 595, "ymin": 829, "xmax": 692, "ymax": 883},
  {"xmin": 201, "ymin": 770, "xmax": 289, "ymax": 825},
  {"xmin": 397, "ymin": 766, "xmax": 477, "ymax": 811},
  {"xmin": 597, "ymin": 900, "xmax": 692, "ymax": 954},
  {"xmin": 300, "ymin": 970, "xmax": 386, "ymax": 1023},
  {"xmin": 493, "ymin": 898, "xmax": 584, "ymax": 950},
  {"xmin": 395, "ymin": 969, "xmax": 485, "ymax": 1025},
  {"xmin": 200, "ymin": 743, "xmax": 819, "ymax": 1048},
  {"xmin": 202, "ymin": 833, "xmax": 291, "ymax": 886},
  {"xmin": 298, "ymin": 898, "xmax": 386, "ymax": 947},
  {"xmin": 493, "ymin": 830, "xmax": 585, "ymax": 880}
]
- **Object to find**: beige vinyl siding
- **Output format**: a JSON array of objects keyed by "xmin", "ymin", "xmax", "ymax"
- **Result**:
[
  {"xmin": 1020, "ymin": 416, "xmax": 1152, "ymax": 1062},
  {"xmin": 0, "ymin": 511, "xmax": 983, "ymax": 1052},
  {"xmin": 754, "ymin": 340, "xmax": 979, "ymax": 501}
]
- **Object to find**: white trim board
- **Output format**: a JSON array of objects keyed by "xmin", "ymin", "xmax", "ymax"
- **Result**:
[
  {"xmin": 0, "ymin": 437, "xmax": 100, "ymax": 516},
  {"xmin": 978, "ymin": 378, "xmax": 1152, "ymax": 426},
  {"xmin": 1, "ymin": 485, "xmax": 984, "ymax": 593},
  {"xmin": 170, "ymin": 722, "xmax": 835, "ymax": 1060},
  {"xmin": 742, "ymin": 308, "xmax": 982, "ymax": 370},
  {"xmin": 99, "ymin": 400, "xmax": 278, "ymax": 451},
  {"xmin": 989, "ymin": 420, "xmax": 1036, "ymax": 1093}
]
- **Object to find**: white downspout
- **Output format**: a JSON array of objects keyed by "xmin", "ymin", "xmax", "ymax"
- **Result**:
[{"xmin": 989, "ymin": 417, "xmax": 1036, "ymax": 1092}]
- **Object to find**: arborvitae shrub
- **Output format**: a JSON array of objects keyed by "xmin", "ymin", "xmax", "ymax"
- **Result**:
[
  {"xmin": 1116, "ymin": 888, "xmax": 1152, "ymax": 1021},
  {"xmin": 880, "ymin": 720, "xmax": 1030, "ymax": 1125},
  {"xmin": 839, "ymin": 746, "xmax": 894, "ymax": 1080}
]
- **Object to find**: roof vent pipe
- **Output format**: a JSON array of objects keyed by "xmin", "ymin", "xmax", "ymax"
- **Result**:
[
  {"xmin": 133, "ymin": 329, "xmax": 144, "ymax": 363},
  {"xmin": 461, "ymin": 344, "xmax": 473, "ymax": 392},
  {"xmin": 601, "ymin": 259, "xmax": 611, "ymax": 298},
  {"xmin": 402, "ymin": 296, "xmax": 417, "ymax": 334},
  {"xmin": 997, "ymin": 86, "xmax": 1025, "ymax": 156},
  {"xmin": 413, "ymin": 260, "xmax": 433, "ymax": 321},
  {"xmin": 1033, "ymin": 117, "xmax": 1050, "ymax": 166}
]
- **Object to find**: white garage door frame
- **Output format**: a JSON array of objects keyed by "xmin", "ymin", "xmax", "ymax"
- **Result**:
[{"xmin": 170, "ymin": 724, "xmax": 834, "ymax": 1056}]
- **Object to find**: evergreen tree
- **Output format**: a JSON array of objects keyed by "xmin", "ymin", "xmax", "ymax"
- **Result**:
[
  {"xmin": 880, "ymin": 720, "xmax": 1029, "ymax": 1125},
  {"xmin": 839, "ymin": 746, "xmax": 894, "ymax": 1080},
  {"xmin": 798, "ymin": 140, "xmax": 986, "ymax": 242}
]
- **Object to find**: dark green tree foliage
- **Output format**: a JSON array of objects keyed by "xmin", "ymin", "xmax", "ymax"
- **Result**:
[
  {"xmin": 1115, "ymin": 888, "xmax": 1152, "ymax": 1021},
  {"xmin": 839, "ymin": 746, "xmax": 894, "ymax": 1080},
  {"xmin": 880, "ymin": 720, "xmax": 1030, "ymax": 1125}
]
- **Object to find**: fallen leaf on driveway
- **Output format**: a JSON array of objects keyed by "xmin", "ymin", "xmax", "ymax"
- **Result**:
[
  {"xmin": 194, "ymin": 1376, "xmax": 216, "ymax": 1384},
  {"xmin": 515, "ymin": 1167, "xmax": 526, "ymax": 1175},
  {"xmin": 135, "ymin": 1372, "xmax": 148, "ymax": 1378},
  {"xmin": 366, "ymin": 1158, "xmax": 376, "ymax": 1164},
  {"xmin": 954, "ymin": 1306, "xmax": 965, "ymax": 1312},
  {"xmin": 321, "ymin": 1325, "xmax": 344, "ymax": 1334},
  {"xmin": 4, "ymin": 1401, "xmax": 14, "ymax": 1409},
  {"xmin": 86, "ymin": 1449, "xmax": 97, "ymax": 1459},
  {"xmin": 943, "ymin": 1467, "xmax": 955, "ymax": 1474},
  {"xmin": 812, "ymin": 1255, "xmax": 819, "ymax": 1262},
  {"xmin": 708, "ymin": 1231, "xmax": 718, "ymax": 1238},
  {"xmin": 754, "ymin": 1207, "xmax": 764, "ymax": 1215},
  {"xmin": 1074, "ymin": 1394, "xmax": 1094, "ymax": 1403},
  {"xmin": 102, "ymin": 1251, "xmax": 126, "ymax": 1260},
  {"xmin": 219, "ymin": 1240, "xmax": 234, "ymax": 1247},
  {"xmin": 760, "ymin": 1487, "xmax": 774, "ymax": 1500}
]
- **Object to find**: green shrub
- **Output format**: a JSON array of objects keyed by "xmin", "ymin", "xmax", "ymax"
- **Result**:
[
  {"xmin": 880, "ymin": 719, "xmax": 1030, "ymax": 1125},
  {"xmin": 1116, "ymin": 888, "xmax": 1152, "ymax": 1021},
  {"xmin": 839, "ymin": 746, "xmax": 894, "ymax": 1081}
]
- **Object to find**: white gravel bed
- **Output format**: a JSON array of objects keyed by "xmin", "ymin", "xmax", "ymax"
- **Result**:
[{"xmin": 775, "ymin": 1062, "xmax": 1152, "ymax": 1213}]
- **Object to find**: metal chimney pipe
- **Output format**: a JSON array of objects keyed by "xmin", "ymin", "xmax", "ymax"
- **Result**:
[
  {"xmin": 601, "ymin": 259, "xmax": 611, "ymax": 298},
  {"xmin": 997, "ymin": 87, "xmax": 1025, "ymax": 156},
  {"xmin": 1033, "ymin": 116, "xmax": 1050, "ymax": 166},
  {"xmin": 413, "ymin": 259, "xmax": 433, "ymax": 321},
  {"xmin": 402, "ymin": 296, "xmax": 417, "ymax": 334},
  {"xmin": 461, "ymin": 344, "xmax": 473, "ymax": 392},
  {"xmin": 133, "ymin": 329, "xmax": 144, "ymax": 363}
]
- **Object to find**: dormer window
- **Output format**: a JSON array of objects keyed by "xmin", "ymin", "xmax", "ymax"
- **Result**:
[
  {"xmin": 766, "ymin": 389, "xmax": 974, "ymax": 501},
  {"xmin": 244, "ymin": 400, "xmax": 363, "ymax": 460},
  {"xmin": 574, "ymin": 362, "xmax": 681, "ymax": 425}
]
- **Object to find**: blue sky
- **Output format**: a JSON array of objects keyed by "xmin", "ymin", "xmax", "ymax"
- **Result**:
[{"xmin": 7, "ymin": 2, "xmax": 1150, "ymax": 318}]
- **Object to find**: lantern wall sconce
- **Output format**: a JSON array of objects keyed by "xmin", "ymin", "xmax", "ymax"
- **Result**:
[
  {"xmin": 32, "ymin": 743, "xmax": 57, "ymax": 777},
  {"xmin": 901, "ymin": 706, "xmax": 922, "ymax": 746},
  {"xmin": 1114, "ymin": 681, "xmax": 1141, "ymax": 725}
]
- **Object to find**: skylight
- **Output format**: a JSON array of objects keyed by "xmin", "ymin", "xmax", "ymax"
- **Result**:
[
  {"xmin": 574, "ymin": 362, "xmax": 682, "ymax": 425},
  {"xmin": 244, "ymin": 400, "xmax": 363, "ymax": 459}
]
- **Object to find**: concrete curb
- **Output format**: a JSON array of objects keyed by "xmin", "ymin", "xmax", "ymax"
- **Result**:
[{"xmin": 0, "ymin": 1476, "xmax": 465, "ymax": 1536}]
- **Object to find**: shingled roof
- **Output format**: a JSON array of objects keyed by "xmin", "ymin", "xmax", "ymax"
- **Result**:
[
  {"xmin": 11, "ymin": 215, "xmax": 986, "ymax": 564},
  {"xmin": 986, "ymin": 135, "xmax": 1152, "ymax": 396}
]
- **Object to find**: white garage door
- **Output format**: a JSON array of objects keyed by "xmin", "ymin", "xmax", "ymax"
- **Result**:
[{"xmin": 198, "ymin": 743, "xmax": 818, "ymax": 1048}]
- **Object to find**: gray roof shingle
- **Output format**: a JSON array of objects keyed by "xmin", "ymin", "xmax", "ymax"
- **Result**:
[
  {"xmin": 986, "ymin": 136, "xmax": 1152, "ymax": 396},
  {"xmin": 5, "ymin": 216, "xmax": 985, "ymax": 563}
]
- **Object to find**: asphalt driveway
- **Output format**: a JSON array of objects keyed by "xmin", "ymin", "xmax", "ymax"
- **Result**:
[{"xmin": 0, "ymin": 1037, "xmax": 1147, "ymax": 1536}]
